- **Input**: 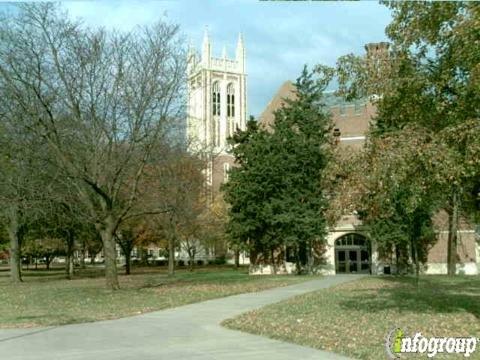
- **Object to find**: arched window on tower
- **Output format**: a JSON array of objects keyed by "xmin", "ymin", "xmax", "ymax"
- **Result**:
[
  {"xmin": 212, "ymin": 81, "xmax": 220, "ymax": 116},
  {"xmin": 227, "ymin": 83, "xmax": 235, "ymax": 136},
  {"xmin": 212, "ymin": 81, "xmax": 220, "ymax": 146}
]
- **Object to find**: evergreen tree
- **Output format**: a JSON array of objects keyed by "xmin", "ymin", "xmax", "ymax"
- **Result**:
[{"xmin": 224, "ymin": 66, "xmax": 334, "ymax": 273}]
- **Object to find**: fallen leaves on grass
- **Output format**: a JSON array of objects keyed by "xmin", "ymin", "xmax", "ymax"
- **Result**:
[
  {"xmin": 223, "ymin": 276, "xmax": 480, "ymax": 360},
  {"xmin": 0, "ymin": 268, "xmax": 309, "ymax": 328}
]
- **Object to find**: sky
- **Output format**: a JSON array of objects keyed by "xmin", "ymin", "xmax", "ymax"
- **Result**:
[{"xmin": 3, "ymin": 1, "xmax": 393, "ymax": 117}]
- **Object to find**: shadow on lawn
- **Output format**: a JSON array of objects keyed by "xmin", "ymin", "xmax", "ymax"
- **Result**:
[{"xmin": 338, "ymin": 276, "xmax": 480, "ymax": 319}]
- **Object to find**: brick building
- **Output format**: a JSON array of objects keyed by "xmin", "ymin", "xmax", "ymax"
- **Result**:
[
  {"xmin": 257, "ymin": 44, "xmax": 479, "ymax": 275},
  {"xmin": 187, "ymin": 32, "xmax": 479, "ymax": 275}
]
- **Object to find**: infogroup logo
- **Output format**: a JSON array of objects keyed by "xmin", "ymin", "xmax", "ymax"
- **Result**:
[{"xmin": 385, "ymin": 328, "xmax": 478, "ymax": 358}]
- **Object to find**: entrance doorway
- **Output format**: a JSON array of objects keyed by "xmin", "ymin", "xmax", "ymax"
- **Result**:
[{"xmin": 335, "ymin": 233, "xmax": 370, "ymax": 274}]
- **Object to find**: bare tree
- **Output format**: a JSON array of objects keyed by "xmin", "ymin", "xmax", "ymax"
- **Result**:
[
  {"xmin": 0, "ymin": 101, "xmax": 49, "ymax": 282},
  {"xmin": 143, "ymin": 147, "xmax": 206, "ymax": 276},
  {"xmin": 115, "ymin": 219, "xmax": 148, "ymax": 275},
  {"xmin": 0, "ymin": 4, "xmax": 186, "ymax": 289}
]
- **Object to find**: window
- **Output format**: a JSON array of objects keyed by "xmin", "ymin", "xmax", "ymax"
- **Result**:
[
  {"xmin": 227, "ymin": 83, "xmax": 235, "ymax": 137},
  {"xmin": 223, "ymin": 162, "xmax": 230, "ymax": 182},
  {"xmin": 212, "ymin": 81, "xmax": 220, "ymax": 116},
  {"xmin": 212, "ymin": 81, "xmax": 220, "ymax": 146},
  {"xmin": 335, "ymin": 233, "xmax": 367, "ymax": 247},
  {"xmin": 227, "ymin": 83, "xmax": 235, "ymax": 117}
]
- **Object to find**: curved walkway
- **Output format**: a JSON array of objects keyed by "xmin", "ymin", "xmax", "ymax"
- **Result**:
[{"xmin": 0, "ymin": 275, "xmax": 363, "ymax": 360}]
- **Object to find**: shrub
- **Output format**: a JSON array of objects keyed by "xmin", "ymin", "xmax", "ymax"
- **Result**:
[{"xmin": 213, "ymin": 256, "xmax": 226, "ymax": 265}]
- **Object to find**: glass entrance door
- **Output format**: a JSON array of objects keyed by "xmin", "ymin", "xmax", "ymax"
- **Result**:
[
  {"xmin": 336, "ymin": 249, "xmax": 361, "ymax": 273},
  {"xmin": 348, "ymin": 250, "xmax": 358, "ymax": 272},
  {"xmin": 337, "ymin": 250, "xmax": 347, "ymax": 273},
  {"xmin": 334, "ymin": 233, "xmax": 371, "ymax": 274}
]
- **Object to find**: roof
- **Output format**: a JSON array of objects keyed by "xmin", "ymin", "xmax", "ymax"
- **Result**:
[
  {"xmin": 258, "ymin": 81, "xmax": 369, "ymax": 129},
  {"xmin": 258, "ymin": 81, "xmax": 296, "ymax": 130}
]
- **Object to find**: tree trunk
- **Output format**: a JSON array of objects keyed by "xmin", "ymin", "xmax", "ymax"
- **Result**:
[
  {"xmin": 90, "ymin": 252, "xmax": 97, "ymax": 265},
  {"xmin": 117, "ymin": 238, "xmax": 133, "ymax": 276},
  {"xmin": 125, "ymin": 251, "xmax": 131, "ymax": 275},
  {"xmin": 447, "ymin": 190, "xmax": 459, "ymax": 276},
  {"xmin": 46, "ymin": 255, "xmax": 51, "ymax": 270},
  {"xmin": 306, "ymin": 241, "xmax": 314, "ymax": 275},
  {"xmin": 188, "ymin": 253, "xmax": 194, "ymax": 272},
  {"xmin": 6, "ymin": 218, "xmax": 22, "ymax": 283},
  {"xmin": 80, "ymin": 249, "xmax": 86, "ymax": 269},
  {"xmin": 187, "ymin": 244, "xmax": 195, "ymax": 272},
  {"xmin": 412, "ymin": 239, "xmax": 419, "ymax": 288},
  {"xmin": 271, "ymin": 248, "xmax": 277, "ymax": 275},
  {"xmin": 66, "ymin": 253, "xmax": 74, "ymax": 280},
  {"xmin": 138, "ymin": 247, "xmax": 148, "ymax": 266},
  {"xmin": 234, "ymin": 249, "xmax": 240, "ymax": 268},
  {"xmin": 168, "ymin": 216, "xmax": 176, "ymax": 277},
  {"xmin": 65, "ymin": 232, "xmax": 75, "ymax": 280},
  {"xmin": 99, "ymin": 218, "xmax": 120, "ymax": 290},
  {"xmin": 168, "ymin": 236, "xmax": 175, "ymax": 276},
  {"xmin": 295, "ymin": 246, "xmax": 302, "ymax": 275}
]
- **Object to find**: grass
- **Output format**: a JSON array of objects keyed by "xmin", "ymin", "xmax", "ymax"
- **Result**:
[
  {"xmin": 0, "ymin": 265, "xmax": 310, "ymax": 328},
  {"xmin": 223, "ymin": 276, "xmax": 480, "ymax": 360}
]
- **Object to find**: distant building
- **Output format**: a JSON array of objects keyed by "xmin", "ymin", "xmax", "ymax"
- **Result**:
[
  {"xmin": 186, "ymin": 29, "xmax": 247, "ymax": 196},
  {"xmin": 187, "ymin": 33, "xmax": 479, "ymax": 275}
]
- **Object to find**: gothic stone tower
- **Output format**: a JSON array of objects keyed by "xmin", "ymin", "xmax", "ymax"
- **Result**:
[{"xmin": 187, "ymin": 29, "xmax": 247, "ymax": 194}]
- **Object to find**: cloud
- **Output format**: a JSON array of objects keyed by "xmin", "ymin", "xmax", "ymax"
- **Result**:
[{"xmin": 51, "ymin": 1, "xmax": 392, "ymax": 116}]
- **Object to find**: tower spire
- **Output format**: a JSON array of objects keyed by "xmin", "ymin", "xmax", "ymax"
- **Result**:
[
  {"xmin": 187, "ymin": 38, "xmax": 196, "ymax": 74},
  {"xmin": 236, "ymin": 32, "xmax": 245, "ymax": 72},
  {"xmin": 202, "ymin": 26, "xmax": 211, "ymax": 66}
]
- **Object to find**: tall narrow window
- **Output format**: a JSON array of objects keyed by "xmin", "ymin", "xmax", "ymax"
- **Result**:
[
  {"xmin": 212, "ymin": 81, "xmax": 220, "ymax": 116},
  {"xmin": 227, "ymin": 83, "xmax": 235, "ymax": 136},
  {"xmin": 212, "ymin": 81, "xmax": 220, "ymax": 146}
]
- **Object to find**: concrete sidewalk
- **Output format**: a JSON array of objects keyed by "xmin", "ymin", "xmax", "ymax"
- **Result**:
[{"xmin": 0, "ymin": 275, "xmax": 362, "ymax": 360}]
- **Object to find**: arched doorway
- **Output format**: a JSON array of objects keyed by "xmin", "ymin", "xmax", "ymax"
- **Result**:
[{"xmin": 335, "ymin": 233, "xmax": 370, "ymax": 274}]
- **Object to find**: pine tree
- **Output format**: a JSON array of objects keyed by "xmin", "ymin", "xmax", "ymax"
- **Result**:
[{"xmin": 223, "ymin": 66, "xmax": 334, "ymax": 274}]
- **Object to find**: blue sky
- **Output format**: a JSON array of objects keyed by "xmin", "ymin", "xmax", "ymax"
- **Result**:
[{"xmin": 5, "ymin": 1, "xmax": 393, "ymax": 117}]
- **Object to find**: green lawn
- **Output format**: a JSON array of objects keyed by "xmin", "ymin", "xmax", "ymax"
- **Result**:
[
  {"xmin": 223, "ymin": 276, "xmax": 480, "ymax": 360},
  {"xmin": 0, "ymin": 265, "xmax": 310, "ymax": 328}
]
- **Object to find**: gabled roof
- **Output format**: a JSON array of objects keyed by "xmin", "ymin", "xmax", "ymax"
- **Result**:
[{"xmin": 258, "ymin": 81, "xmax": 297, "ymax": 130}]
